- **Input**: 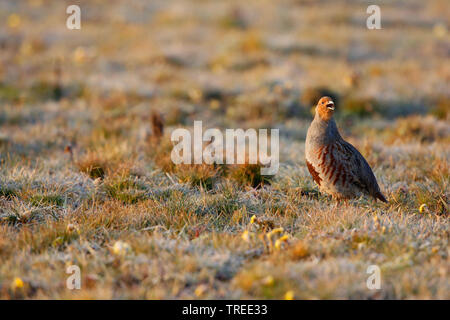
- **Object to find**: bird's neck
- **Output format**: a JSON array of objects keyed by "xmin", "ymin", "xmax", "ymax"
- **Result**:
[{"xmin": 311, "ymin": 115, "xmax": 341, "ymax": 144}]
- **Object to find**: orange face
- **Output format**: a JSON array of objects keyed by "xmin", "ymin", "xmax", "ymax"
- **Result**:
[{"xmin": 316, "ymin": 96, "xmax": 335, "ymax": 121}]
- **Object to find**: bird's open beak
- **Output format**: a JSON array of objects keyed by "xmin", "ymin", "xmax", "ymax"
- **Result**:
[{"xmin": 326, "ymin": 102, "xmax": 335, "ymax": 110}]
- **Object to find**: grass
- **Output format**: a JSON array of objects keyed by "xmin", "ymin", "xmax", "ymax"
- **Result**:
[{"xmin": 0, "ymin": 0, "xmax": 448, "ymax": 299}]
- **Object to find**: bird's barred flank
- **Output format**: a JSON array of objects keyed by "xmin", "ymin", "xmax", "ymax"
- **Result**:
[{"xmin": 306, "ymin": 160, "xmax": 322, "ymax": 186}]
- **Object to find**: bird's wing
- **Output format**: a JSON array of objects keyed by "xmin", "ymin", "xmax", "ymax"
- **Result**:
[{"xmin": 336, "ymin": 139, "xmax": 381, "ymax": 196}]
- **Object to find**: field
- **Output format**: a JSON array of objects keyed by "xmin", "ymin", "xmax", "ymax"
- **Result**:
[{"xmin": 0, "ymin": 0, "xmax": 449, "ymax": 299}]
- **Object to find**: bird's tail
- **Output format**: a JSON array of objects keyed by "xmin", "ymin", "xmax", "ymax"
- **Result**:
[{"xmin": 374, "ymin": 191, "xmax": 387, "ymax": 203}]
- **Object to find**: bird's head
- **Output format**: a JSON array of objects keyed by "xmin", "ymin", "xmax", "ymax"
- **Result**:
[{"xmin": 316, "ymin": 96, "xmax": 335, "ymax": 121}]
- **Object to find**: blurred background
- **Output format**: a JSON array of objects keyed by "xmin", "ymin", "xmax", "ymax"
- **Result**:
[
  {"xmin": 0, "ymin": 0, "xmax": 448, "ymax": 300},
  {"xmin": 1, "ymin": 0, "xmax": 449, "ymax": 125},
  {"xmin": 0, "ymin": 0, "xmax": 449, "ymax": 177},
  {"xmin": 1, "ymin": 0, "xmax": 449, "ymax": 182}
]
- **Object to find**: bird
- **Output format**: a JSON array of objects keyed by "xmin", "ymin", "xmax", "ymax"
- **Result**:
[{"xmin": 305, "ymin": 96, "xmax": 387, "ymax": 203}]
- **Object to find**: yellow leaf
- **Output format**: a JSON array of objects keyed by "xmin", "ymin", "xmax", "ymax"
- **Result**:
[
  {"xmin": 284, "ymin": 290, "xmax": 295, "ymax": 300},
  {"xmin": 195, "ymin": 284, "xmax": 207, "ymax": 297},
  {"xmin": 419, "ymin": 204, "xmax": 427, "ymax": 213},
  {"xmin": 11, "ymin": 277, "xmax": 24, "ymax": 290}
]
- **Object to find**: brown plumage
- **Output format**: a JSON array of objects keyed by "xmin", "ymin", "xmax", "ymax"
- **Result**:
[
  {"xmin": 150, "ymin": 111, "xmax": 164, "ymax": 143},
  {"xmin": 305, "ymin": 96, "xmax": 387, "ymax": 202}
]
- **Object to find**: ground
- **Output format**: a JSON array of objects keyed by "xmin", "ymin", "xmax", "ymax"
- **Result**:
[{"xmin": 0, "ymin": 0, "xmax": 448, "ymax": 299}]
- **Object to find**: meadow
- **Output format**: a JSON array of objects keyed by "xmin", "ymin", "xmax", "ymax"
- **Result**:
[{"xmin": 0, "ymin": 0, "xmax": 448, "ymax": 299}]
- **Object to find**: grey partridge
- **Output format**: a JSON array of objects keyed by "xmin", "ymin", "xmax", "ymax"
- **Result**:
[{"xmin": 305, "ymin": 96, "xmax": 387, "ymax": 202}]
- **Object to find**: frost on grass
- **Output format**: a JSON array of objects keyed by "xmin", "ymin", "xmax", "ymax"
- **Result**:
[{"xmin": 0, "ymin": 0, "xmax": 448, "ymax": 299}]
